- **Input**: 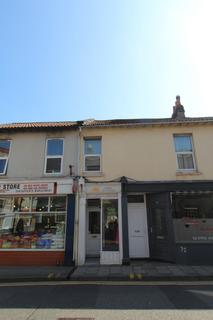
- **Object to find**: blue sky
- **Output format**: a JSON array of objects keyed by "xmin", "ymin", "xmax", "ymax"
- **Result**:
[{"xmin": 0, "ymin": 0, "xmax": 212, "ymax": 123}]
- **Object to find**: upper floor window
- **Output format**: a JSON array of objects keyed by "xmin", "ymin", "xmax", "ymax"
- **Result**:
[
  {"xmin": 84, "ymin": 138, "xmax": 101, "ymax": 171},
  {"xmin": 45, "ymin": 139, "xmax": 64, "ymax": 174},
  {"xmin": 173, "ymin": 135, "xmax": 195, "ymax": 170},
  {"xmin": 0, "ymin": 140, "xmax": 11, "ymax": 175}
]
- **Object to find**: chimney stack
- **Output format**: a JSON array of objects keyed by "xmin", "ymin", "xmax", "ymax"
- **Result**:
[{"xmin": 172, "ymin": 95, "xmax": 185, "ymax": 119}]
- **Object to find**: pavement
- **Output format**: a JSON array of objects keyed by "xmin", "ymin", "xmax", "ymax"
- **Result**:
[
  {"xmin": 0, "ymin": 266, "xmax": 75, "ymax": 282},
  {"xmin": 70, "ymin": 260, "xmax": 213, "ymax": 282},
  {"xmin": 1, "ymin": 260, "xmax": 213, "ymax": 282}
]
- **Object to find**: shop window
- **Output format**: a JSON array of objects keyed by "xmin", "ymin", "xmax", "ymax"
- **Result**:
[
  {"xmin": 50, "ymin": 196, "xmax": 66, "ymax": 211},
  {"xmin": 172, "ymin": 193, "xmax": 213, "ymax": 243},
  {"xmin": 173, "ymin": 135, "xmax": 195, "ymax": 170},
  {"xmin": 45, "ymin": 139, "xmax": 64, "ymax": 174},
  {"xmin": 13, "ymin": 197, "xmax": 30, "ymax": 212},
  {"xmin": 0, "ymin": 196, "xmax": 67, "ymax": 250},
  {"xmin": 102, "ymin": 199, "xmax": 119, "ymax": 251},
  {"xmin": 84, "ymin": 138, "xmax": 101, "ymax": 171},
  {"xmin": 0, "ymin": 198, "xmax": 13, "ymax": 213},
  {"xmin": 0, "ymin": 140, "xmax": 11, "ymax": 175},
  {"xmin": 32, "ymin": 197, "xmax": 48, "ymax": 212}
]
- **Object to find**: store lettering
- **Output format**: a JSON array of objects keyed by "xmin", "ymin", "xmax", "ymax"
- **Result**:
[{"xmin": 2, "ymin": 184, "xmax": 20, "ymax": 190}]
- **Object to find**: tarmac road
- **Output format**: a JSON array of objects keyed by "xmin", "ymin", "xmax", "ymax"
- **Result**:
[{"xmin": 0, "ymin": 281, "xmax": 213, "ymax": 320}]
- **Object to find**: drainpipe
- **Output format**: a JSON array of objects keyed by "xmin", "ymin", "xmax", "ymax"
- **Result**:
[
  {"xmin": 121, "ymin": 176, "xmax": 130, "ymax": 265},
  {"xmin": 73, "ymin": 122, "xmax": 83, "ymax": 265}
]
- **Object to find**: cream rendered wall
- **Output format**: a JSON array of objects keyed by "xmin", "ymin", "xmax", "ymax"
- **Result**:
[
  {"xmin": 0, "ymin": 130, "xmax": 78, "ymax": 179},
  {"xmin": 81, "ymin": 124, "xmax": 213, "ymax": 181}
]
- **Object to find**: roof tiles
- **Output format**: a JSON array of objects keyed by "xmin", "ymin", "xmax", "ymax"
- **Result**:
[{"xmin": 0, "ymin": 116, "xmax": 213, "ymax": 131}]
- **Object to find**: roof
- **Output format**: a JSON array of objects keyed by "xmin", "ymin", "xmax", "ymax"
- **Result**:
[
  {"xmin": 0, "ymin": 121, "xmax": 80, "ymax": 132},
  {"xmin": 1, "ymin": 116, "xmax": 213, "ymax": 132},
  {"xmin": 83, "ymin": 117, "xmax": 213, "ymax": 128}
]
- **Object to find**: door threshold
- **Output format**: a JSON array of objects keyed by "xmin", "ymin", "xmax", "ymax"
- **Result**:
[{"xmin": 85, "ymin": 257, "xmax": 100, "ymax": 266}]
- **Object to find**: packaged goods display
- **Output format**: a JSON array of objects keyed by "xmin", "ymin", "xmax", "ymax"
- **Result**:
[{"xmin": 0, "ymin": 196, "xmax": 66, "ymax": 250}]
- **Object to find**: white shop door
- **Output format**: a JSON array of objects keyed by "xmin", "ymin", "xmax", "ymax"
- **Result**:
[{"xmin": 128, "ymin": 203, "xmax": 149, "ymax": 258}]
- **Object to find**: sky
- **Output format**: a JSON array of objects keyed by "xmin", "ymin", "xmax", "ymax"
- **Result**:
[{"xmin": 0, "ymin": 0, "xmax": 213, "ymax": 123}]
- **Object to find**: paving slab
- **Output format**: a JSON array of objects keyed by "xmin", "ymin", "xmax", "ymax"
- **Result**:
[{"xmin": 0, "ymin": 266, "xmax": 74, "ymax": 282}]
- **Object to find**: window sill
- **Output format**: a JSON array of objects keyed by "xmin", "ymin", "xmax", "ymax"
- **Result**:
[
  {"xmin": 176, "ymin": 170, "xmax": 202, "ymax": 176},
  {"xmin": 83, "ymin": 171, "xmax": 104, "ymax": 177},
  {"xmin": 43, "ymin": 173, "xmax": 63, "ymax": 176}
]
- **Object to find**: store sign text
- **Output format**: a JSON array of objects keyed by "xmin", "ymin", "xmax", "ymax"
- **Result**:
[{"xmin": 0, "ymin": 183, "xmax": 55, "ymax": 194}]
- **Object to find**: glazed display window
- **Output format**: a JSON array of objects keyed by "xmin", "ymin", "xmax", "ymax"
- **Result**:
[
  {"xmin": 172, "ymin": 193, "xmax": 213, "ymax": 243},
  {"xmin": 0, "ymin": 196, "xmax": 67, "ymax": 250},
  {"xmin": 102, "ymin": 199, "xmax": 119, "ymax": 251}
]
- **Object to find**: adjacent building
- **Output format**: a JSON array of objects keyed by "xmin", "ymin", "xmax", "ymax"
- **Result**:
[{"xmin": 0, "ymin": 122, "xmax": 79, "ymax": 265}]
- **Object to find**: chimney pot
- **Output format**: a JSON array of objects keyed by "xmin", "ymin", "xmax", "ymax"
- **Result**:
[{"xmin": 172, "ymin": 95, "xmax": 185, "ymax": 119}]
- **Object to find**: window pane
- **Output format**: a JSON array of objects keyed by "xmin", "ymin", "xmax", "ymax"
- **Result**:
[
  {"xmin": 174, "ymin": 136, "xmax": 192, "ymax": 152},
  {"xmin": 0, "ymin": 214, "xmax": 14, "ymax": 232},
  {"xmin": 0, "ymin": 198, "xmax": 13, "ymax": 213},
  {"xmin": 85, "ymin": 139, "xmax": 101, "ymax": 155},
  {"xmin": 13, "ymin": 197, "xmax": 30, "ymax": 212},
  {"xmin": 50, "ymin": 196, "xmax": 66, "ymax": 211},
  {"xmin": 89, "ymin": 211, "xmax": 100, "ymax": 234},
  {"xmin": 177, "ymin": 154, "xmax": 194, "ymax": 169},
  {"xmin": 32, "ymin": 197, "xmax": 48, "ymax": 212},
  {"xmin": 153, "ymin": 208, "xmax": 167, "ymax": 240},
  {"xmin": 127, "ymin": 195, "xmax": 144, "ymax": 203},
  {"xmin": 0, "ymin": 140, "xmax": 10, "ymax": 157},
  {"xmin": 173, "ymin": 194, "xmax": 213, "ymax": 243},
  {"xmin": 102, "ymin": 199, "xmax": 119, "ymax": 251},
  {"xmin": 47, "ymin": 139, "xmax": 63, "ymax": 156},
  {"xmin": 46, "ymin": 158, "xmax": 61, "ymax": 173},
  {"xmin": 0, "ymin": 159, "xmax": 7, "ymax": 174},
  {"xmin": 0, "ymin": 213, "xmax": 66, "ymax": 249},
  {"xmin": 85, "ymin": 156, "xmax": 100, "ymax": 171}
]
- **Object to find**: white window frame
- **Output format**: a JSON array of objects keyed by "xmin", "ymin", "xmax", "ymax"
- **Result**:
[
  {"xmin": 84, "ymin": 137, "xmax": 102, "ymax": 172},
  {"xmin": 44, "ymin": 138, "xmax": 64, "ymax": 175},
  {"xmin": 174, "ymin": 134, "xmax": 196, "ymax": 171},
  {"xmin": 0, "ymin": 140, "xmax": 11, "ymax": 176}
]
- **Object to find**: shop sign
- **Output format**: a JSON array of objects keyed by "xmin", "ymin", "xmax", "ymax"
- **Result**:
[{"xmin": 0, "ymin": 182, "xmax": 55, "ymax": 195}]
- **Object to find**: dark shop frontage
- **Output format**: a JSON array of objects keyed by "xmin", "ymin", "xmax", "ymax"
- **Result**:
[{"xmin": 121, "ymin": 178, "xmax": 213, "ymax": 265}]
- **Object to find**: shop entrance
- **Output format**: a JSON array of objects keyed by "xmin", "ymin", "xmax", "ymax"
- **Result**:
[
  {"xmin": 127, "ymin": 194, "xmax": 149, "ymax": 258},
  {"xmin": 86, "ymin": 200, "xmax": 101, "ymax": 257},
  {"xmin": 147, "ymin": 192, "xmax": 175, "ymax": 262}
]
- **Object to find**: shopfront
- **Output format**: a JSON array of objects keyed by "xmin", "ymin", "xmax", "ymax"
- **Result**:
[
  {"xmin": 77, "ymin": 180, "xmax": 122, "ymax": 265},
  {"xmin": 121, "ymin": 178, "xmax": 213, "ymax": 265},
  {"xmin": 0, "ymin": 179, "xmax": 75, "ymax": 266},
  {"xmin": 172, "ymin": 192, "xmax": 213, "ymax": 264}
]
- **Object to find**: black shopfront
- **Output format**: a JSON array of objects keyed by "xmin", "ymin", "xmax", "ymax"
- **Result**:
[{"xmin": 121, "ymin": 178, "xmax": 213, "ymax": 265}]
